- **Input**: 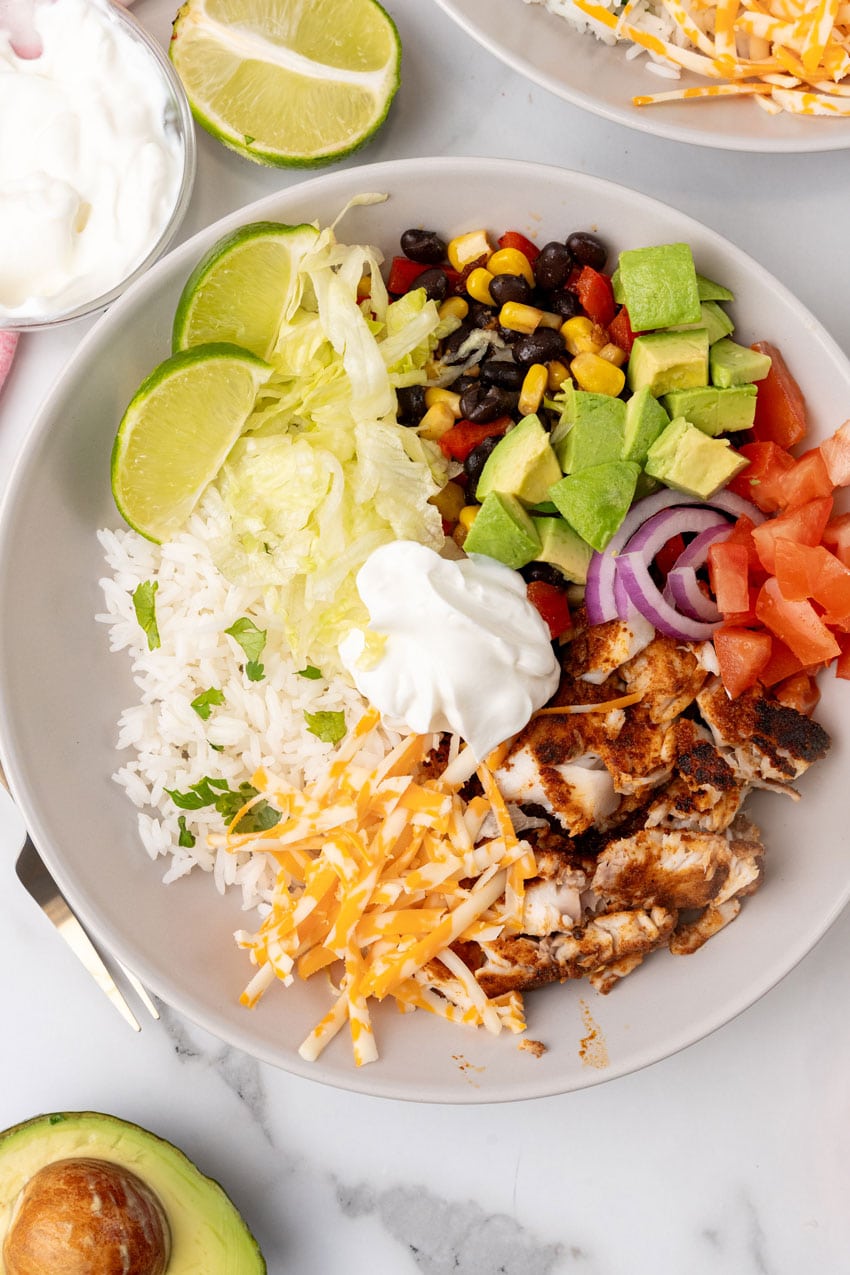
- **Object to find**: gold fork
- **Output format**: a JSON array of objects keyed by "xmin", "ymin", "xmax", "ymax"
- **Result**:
[{"xmin": 1, "ymin": 763, "xmax": 158, "ymax": 1031}]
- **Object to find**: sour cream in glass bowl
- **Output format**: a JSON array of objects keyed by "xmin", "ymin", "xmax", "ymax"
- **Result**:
[{"xmin": 0, "ymin": 0, "xmax": 195, "ymax": 329}]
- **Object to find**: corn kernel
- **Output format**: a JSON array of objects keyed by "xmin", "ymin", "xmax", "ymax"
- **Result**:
[
  {"xmin": 425, "ymin": 387, "xmax": 462, "ymax": 417},
  {"xmin": 486, "ymin": 248, "xmax": 535, "ymax": 288},
  {"xmin": 536, "ymin": 311, "xmax": 563, "ymax": 330},
  {"xmin": 561, "ymin": 315, "xmax": 606, "ymax": 356},
  {"xmin": 418, "ymin": 401, "xmax": 456, "ymax": 440},
  {"xmin": 466, "ymin": 267, "xmax": 495, "ymax": 306},
  {"xmin": 499, "ymin": 302, "xmax": 543, "ymax": 334},
  {"xmin": 518, "ymin": 364, "xmax": 548, "ymax": 416},
  {"xmin": 599, "ymin": 342, "xmax": 628, "ymax": 368},
  {"xmin": 429, "ymin": 479, "xmax": 467, "ymax": 523},
  {"xmin": 570, "ymin": 351, "xmax": 626, "ymax": 396},
  {"xmin": 447, "ymin": 229, "xmax": 492, "ymax": 272},
  {"xmin": 438, "ymin": 296, "xmax": 469, "ymax": 322},
  {"xmin": 459, "ymin": 505, "xmax": 480, "ymax": 531},
  {"xmin": 547, "ymin": 360, "xmax": 571, "ymax": 392}
]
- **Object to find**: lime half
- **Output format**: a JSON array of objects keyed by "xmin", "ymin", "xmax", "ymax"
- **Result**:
[
  {"xmin": 173, "ymin": 221, "xmax": 319, "ymax": 357},
  {"xmin": 169, "ymin": 0, "xmax": 402, "ymax": 167},
  {"xmin": 112, "ymin": 343, "xmax": 271, "ymax": 543}
]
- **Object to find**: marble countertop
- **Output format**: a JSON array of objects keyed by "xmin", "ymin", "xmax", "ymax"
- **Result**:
[{"xmin": 2, "ymin": 2, "xmax": 850, "ymax": 1271}]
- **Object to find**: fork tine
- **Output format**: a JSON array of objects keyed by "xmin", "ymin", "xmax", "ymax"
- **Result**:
[{"xmin": 118, "ymin": 961, "xmax": 160, "ymax": 1021}]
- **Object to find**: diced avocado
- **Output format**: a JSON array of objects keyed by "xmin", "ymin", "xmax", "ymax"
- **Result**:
[
  {"xmin": 550, "ymin": 388, "xmax": 626, "ymax": 472},
  {"xmin": 548, "ymin": 461, "xmax": 641, "ymax": 553},
  {"xmin": 627, "ymin": 328, "xmax": 710, "ymax": 397},
  {"xmin": 671, "ymin": 300, "xmax": 734, "ymax": 346},
  {"xmin": 528, "ymin": 500, "xmax": 560, "ymax": 515},
  {"xmin": 662, "ymin": 384, "xmax": 757, "ymax": 436},
  {"xmin": 696, "ymin": 272, "xmax": 734, "ymax": 302},
  {"xmin": 645, "ymin": 416, "xmax": 748, "ymax": 499},
  {"xmin": 0, "ymin": 1111, "xmax": 266, "ymax": 1274},
  {"xmin": 532, "ymin": 516, "xmax": 594, "ymax": 584},
  {"xmin": 634, "ymin": 470, "xmax": 662, "ymax": 500},
  {"xmin": 616, "ymin": 243, "xmax": 701, "ymax": 331},
  {"xmin": 709, "ymin": 338, "xmax": 772, "ymax": 388},
  {"xmin": 475, "ymin": 413, "xmax": 562, "ymax": 506},
  {"xmin": 463, "ymin": 491, "xmax": 542, "ymax": 568},
  {"xmin": 622, "ymin": 385, "xmax": 670, "ymax": 465},
  {"xmin": 611, "ymin": 266, "xmax": 624, "ymax": 303}
]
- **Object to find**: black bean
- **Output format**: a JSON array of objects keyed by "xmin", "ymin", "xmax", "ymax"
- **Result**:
[
  {"xmin": 521, "ymin": 561, "xmax": 569, "ymax": 588},
  {"xmin": 479, "ymin": 358, "xmax": 524, "ymax": 390},
  {"xmin": 513, "ymin": 328, "xmax": 566, "ymax": 366},
  {"xmin": 497, "ymin": 326, "xmax": 522, "ymax": 345},
  {"xmin": 566, "ymin": 231, "xmax": 608, "ymax": 271},
  {"xmin": 545, "ymin": 289, "xmax": 581, "ymax": 320},
  {"xmin": 459, "ymin": 383, "xmax": 517, "ymax": 423},
  {"xmin": 467, "ymin": 301, "xmax": 499, "ymax": 329},
  {"xmin": 534, "ymin": 241, "xmax": 573, "ymax": 290},
  {"xmin": 400, "ymin": 229, "xmax": 447, "ymax": 264},
  {"xmin": 464, "ymin": 434, "xmax": 504, "ymax": 488},
  {"xmin": 489, "ymin": 273, "xmax": 532, "ymax": 306},
  {"xmin": 441, "ymin": 322, "xmax": 472, "ymax": 358},
  {"xmin": 414, "ymin": 268, "xmax": 449, "ymax": 303},
  {"xmin": 452, "ymin": 374, "xmax": 480, "ymax": 394},
  {"xmin": 396, "ymin": 384, "xmax": 427, "ymax": 426}
]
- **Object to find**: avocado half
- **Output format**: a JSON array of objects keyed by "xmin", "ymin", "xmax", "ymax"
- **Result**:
[{"xmin": 0, "ymin": 1111, "xmax": 266, "ymax": 1273}]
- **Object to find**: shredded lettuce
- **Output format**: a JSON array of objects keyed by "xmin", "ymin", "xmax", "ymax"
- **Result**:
[{"xmin": 205, "ymin": 212, "xmax": 450, "ymax": 670}]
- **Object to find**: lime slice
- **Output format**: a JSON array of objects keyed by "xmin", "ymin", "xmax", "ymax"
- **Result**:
[
  {"xmin": 111, "ymin": 343, "xmax": 271, "ymax": 543},
  {"xmin": 173, "ymin": 221, "xmax": 319, "ymax": 358},
  {"xmin": 169, "ymin": 0, "xmax": 401, "ymax": 167}
]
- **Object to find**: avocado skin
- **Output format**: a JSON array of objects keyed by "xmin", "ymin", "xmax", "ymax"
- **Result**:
[{"xmin": 0, "ymin": 1111, "xmax": 267, "ymax": 1274}]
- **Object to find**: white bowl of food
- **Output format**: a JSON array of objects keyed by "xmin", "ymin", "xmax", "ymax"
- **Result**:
[
  {"xmin": 0, "ymin": 0, "xmax": 196, "ymax": 329},
  {"xmin": 434, "ymin": 0, "xmax": 850, "ymax": 153},
  {"xmin": 1, "ymin": 157, "xmax": 849, "ymax": 1103}
]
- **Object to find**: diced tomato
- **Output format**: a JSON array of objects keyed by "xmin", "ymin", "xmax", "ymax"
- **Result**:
[
  {"xmin": 755, "ymin": 577, "xmax": 841, "ymax": 665},
  {"xmin": 707, "ymin": 540, "xmax": 750, "ymax": 615},
  {"xmin": 822, "ymin": 513, "xmax": 850, "ymax": 569},
  {"xmin": 819, "ymin": 418, "xmax": 850, "ymax": 487},
  {"xmin": 724, "ymin": 515, "xmax": 768, "ymax": 581},
  {"xmin": 773, "ymin": 540, "xmax": 850, "ymax": 621},
  {"xmin": 574, "ymin": 266, "xmax": 616, "ymax": 327},
  {"xmin": 438, "ymin": 417, "xmax": 511, "ymax": 463},
  {"xmin": 772, "ymin": 448, "xmax": 833, "ymax": 509},
  {"xmin": 750, "ymin": 496, "xmax": 833, "ymax": 574},
  {"xmin": 750, "ymin": 341, "xmax": 807, "ymax": 450},
  {"xmin": 497, "ymin": 230, "xmax": 540, "ymax": 264},
  {"xmin": 721, "ymin": 587, "xmax": 761, "ymax": 628},
  {"xmin": 726, "ymin": 441, "xmax": 796, "ymax": 513},
  {"xmin": 655, "ymin": 533, "xmax": 685, "ymax": 578},
  {"xmin": 771, "ymin": 671, "xmax": 821, "ymax": 716},
  {"xmin": 714, "ymin": 626, "xmax": 773, "ymax": 699},
  {"xmin": 526, "ymin": 581, "xmax": 572, "ymax": 640},
  {"xmin": 387, "ymin": 256, "xmax": 430, "ymax": 294},
  {"xmin": 835, "ymin": 634, "xmax": 850, "ymax": 680},
  {"xmin": 607, "ymin": 306, "xmax": 637, "ymax": 355},
  {"xmin": 759, "ymin": 637, "xmax": 808, "ymax": 687}
]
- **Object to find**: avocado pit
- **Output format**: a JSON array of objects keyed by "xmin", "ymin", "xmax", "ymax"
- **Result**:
[{"xmin": 3, "ymin": 1156, "xmax": 171, "ymax": 1275}]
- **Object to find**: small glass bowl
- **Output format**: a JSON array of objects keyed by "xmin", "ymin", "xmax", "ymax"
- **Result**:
[{"xmin": 1, "ymin": 1, "xmax": 197, "ymax": 331}]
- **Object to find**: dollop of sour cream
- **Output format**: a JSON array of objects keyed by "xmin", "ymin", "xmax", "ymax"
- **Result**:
[
  {"xmin": 0, "ymin": 0, "xmax": 185, "ymax": 321},
  {"xmin": 339, "ymin": 542, "xmax": 561, "ymax": 761}
]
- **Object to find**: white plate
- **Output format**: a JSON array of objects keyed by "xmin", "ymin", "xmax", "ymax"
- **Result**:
[
  {"xmin": 1, "ymin": 157, "xmax": 849, "ymax": 1103},
  {"xmin": 434, "ymin": 0, "xmax": 850, "ymax": 153}
]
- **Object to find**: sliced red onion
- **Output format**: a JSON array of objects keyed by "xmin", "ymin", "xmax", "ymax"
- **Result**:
[
  {"xmin": 585, "ymin": 551, "xmax": 619, "ymax": 624},
  {"xmin": 664, "ymin": 567, "xmax": 721, "ymax": 622},
  {"xmin": 622, "ymin": 506, "xmax": 730, "ymax": 559},
  {"xmin": 669, "ymin": 520, "xmax": 733, "ymax": 570},
  {"xmin": 618, "ymin": 551, "xmax": 719, "ymax": 642}
]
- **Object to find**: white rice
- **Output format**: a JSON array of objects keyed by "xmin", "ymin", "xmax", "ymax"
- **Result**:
[
  {"xmin": 522, "ymin": 0, "xmax": 686, "ymax": 77},
  {"xmin": 96, "ymin": 512, "xmax": 382, "ymax": 912}
]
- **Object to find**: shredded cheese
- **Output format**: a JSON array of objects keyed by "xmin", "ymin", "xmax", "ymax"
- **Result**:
[
  {"xmin": 228, "ymin": 713, "xmax": 538, "ymax": 1066},
  {"xmin": 572, "ymin": 0, "xmax": 850, "ymax": 114}
]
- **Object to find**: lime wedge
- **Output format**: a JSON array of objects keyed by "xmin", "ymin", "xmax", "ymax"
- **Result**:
[
  {"xmin": 173, "ymin": 221, "xmax": 319, "ymax": 358},
  {"xmin": 169, "ymin": 0, "xmax": 401, "ymax": 167},
  {"xmin": 111, "ymin": 343, "xmax": 271, "ymax": 543}
]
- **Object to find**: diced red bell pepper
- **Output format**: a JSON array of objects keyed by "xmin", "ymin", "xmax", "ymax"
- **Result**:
[
  {"xmin": 755, "ymin": 577, "xmax": 841, "ymax": 665},
  {"xmin": 707, "ymin": 540, "xmax": 751, "ymax": 616},
  {"xmin": 497, "ymin": 230, "xmax": 540, "ymax": 264},
  {"xmin": 714, "ymin": 626, "xmax": 773, "ymax": 699},
  {"xmin": 526, "ymin": 580, "xmax": 572, "ymax": 639},
  {"xmin": 574, "ymin": 266, "xmax": 616, "ymax": 327},
  {"xmin": 759, "ymin": 636, "xmax": 807, "ymax": 687},
  {"xmin": 655, "ymin": 533, "xmax": 685, "ymax": 578},
  {"xmin": 773, "ymin": 540, "xmax": 850, "ymax": 620},
  {"xmin": 751, "ymin": 496, "xmax": 833, "ymax": 574},
  {"xmin": 437, "ymin": 417, "xmax": 511, "ymax": 463},
  {"xmin": 607, "ymin": 306, "xmax": 637, "ymax": 355},
  {"xmin": 750, "ymin": 341, "xmax": 807, "ymax": 450},
  {"xmin": 387, "ymin": 256, "xmax": 430, "ymax": 294},
  {"xmin": 819, "ymin": 418, "xmax": 850, "ymax": 487},
  {"xmin": 771, "ymin": 670, "xmax": 821, "ymax": 716},
  {"xmin": 822, "ymin": 513, "xmax": 850, "ymax": 569},
  {"xmin": 772, "ymin": 448, "xmax": 833, "ymax": 509},
  {"xmin": 835, "ymin": 634, "xmax": 850, "ymax": 680},
  {"xmin": 726, "ymin": 441, "xmax": 796, "ymax": 513}
]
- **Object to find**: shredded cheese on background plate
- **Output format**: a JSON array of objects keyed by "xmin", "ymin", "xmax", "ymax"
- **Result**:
[{"xmin": 573, "ymin": 0, "xmax": 850, "ymax": 114}]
